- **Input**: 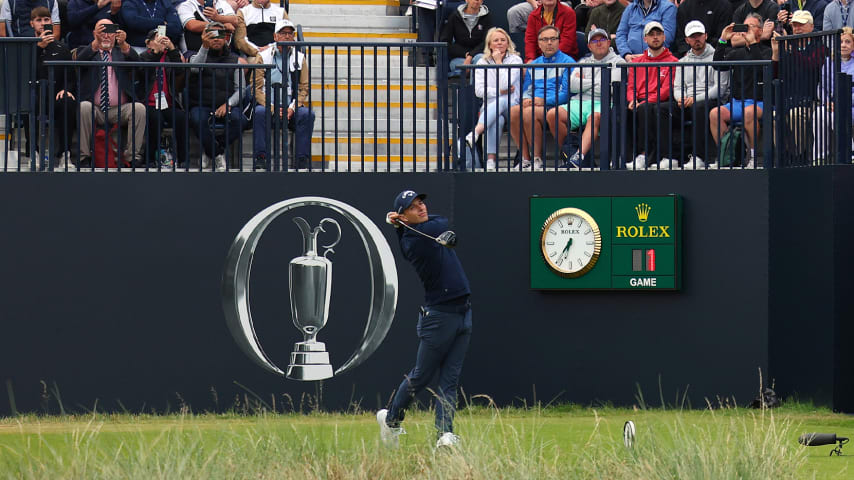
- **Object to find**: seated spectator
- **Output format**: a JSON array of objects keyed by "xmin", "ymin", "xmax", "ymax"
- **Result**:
[
  {"xmin": 624, "ymin": 21, "xmax": 677, "ymax": 169},
  {"xmin": 546, "ymin": 27, "xmax": 624, "ymax": 168},
  {"xmin": 660, "ymin": 20, "xmax": 728, "ymax": 169},
  {"xmin": 139, "ymin": 28, "xmax": 188, "ymax": 167},
  {"xmin": 119, "ymin": 0, "xmax": 182, "ymax": 51},
  {"xmin": 776, "ymin": 0, "xmax": 827, "ymax": 31},
  {"xmin": 440, "ymin": 0, "xmax": 492, "ymax": 77},
  {"xmin": 234, "ymin": 0, "xmax": 286, "ymax": 57},
  {"xmin": 575, "ymin": 0, "xmax": 604, "ymax": 32},
  {"xmin": 464, "ymin": 27, "xmax": 523, "ymax": 169},
  {"xmin": 30, "ymin": 6, "xmax": 78, "ymax": 167},
  {"xmin": 188, "ymin": 21, "xmax": 248, "ymax": 171},
  {"xmin": 510, "ymin": 25, "xmax": 574, "ymax": 169},
  {"xmin": 524, "ymin": 0, "xmax": 578, "ymax": 62},
  {"xmin": 585, "ymin": 0, "xmax": 626, "ymax": 43},
  {"xmin": 709, "ymin": 16, "xmax": 772, "ymax": 168},
  {"xmin": 616, "ymin": 0, "xmax": 676, "ymax": 60},
  {"xmin": 823, "ymin": 0, "xmax": 854, "ymax": 30},
  {"xmin": 733, "ymin": 0, "xmax": 778, "ymax": 25},
  {"xmin": 67, "ymin": 0, "xmax": 121, "ymax": 48},
  {"xmin": 1, "ymin": 0, "xmax": 60, "ymax": 37},
  {"xmin": 177, "ymin": 0, "xmax": 238, "ymax": 53},
  {"xmin": 251, "ymin": 19, "xmax": 315, "ymax": 170},
  {"xmin": 75, "ymin": 19, "xmax": 146, "ymax": 167},
  {"xmin": 671, "ymin": 0, "xmax": 732, "ymax": 57},
  {"xmin": 813, "ymin": 26, "xmax": 854, "ymax": 159}
]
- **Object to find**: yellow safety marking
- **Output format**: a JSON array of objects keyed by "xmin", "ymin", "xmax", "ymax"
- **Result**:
[
  {"xmin": 303, "ymin": 32, "xmax": 417, "ymax": 39},
  {"xmin": 309, "ymin": 47, "xmax": 407, "ymax": 56},
  {"xmin": 291, "ymin": 0, "xmax": 398, "ymax": 4},
  {"xmin": 311, "ymin": 83, "xmax": 436, "ymax": 91},
  {"xmin": 311, "ymin": 136, "xmax": 437, "ymax": 144},
  {"xmin": 309, "ymin": 100, "xmax": 437, "ymax": 108},
  {"xmin": 309, "ymin": 154, "xmax": 440, "ymax": 163}
]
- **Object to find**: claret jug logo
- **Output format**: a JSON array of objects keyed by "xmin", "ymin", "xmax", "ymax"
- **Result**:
[
  {"xmin": 635, "ymin": 203, "xmax": 651, "ymax": 223},
  {"xmin": 222, "ymin": 197, "xmax": 399, "ymax": 381},
  {"xmin": 616, "ymin": 203, "xmax": 670, "ymax": 238}
]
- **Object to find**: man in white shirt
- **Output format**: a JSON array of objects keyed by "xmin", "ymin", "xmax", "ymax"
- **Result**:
[{"xmin": 176, "ymin": 0, "xmax": 236, "ymax": 52}]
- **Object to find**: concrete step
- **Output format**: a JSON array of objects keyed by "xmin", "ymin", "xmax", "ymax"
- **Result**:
[
  {"xmin": 310, "ymin": 137, "xmax": 443, "ymax": 156},
  {"xmin": 310, "ymin": 65, "xmax": 438, "ymax": 82},
  {"xmin": 313, "ymin": 117, "xmax": 434, "ymax": 133},
  {"xmin": 296, "ymin": 15, "xmax": 410, "ymax": 30},
  {"xmin": 302, "ymin": 31, "xmax": 416, "ymax": 43},
  {"xmin": 289, "ymin": 4, "xmax": 394, "ymax": 16},
  {"xmin": 308, "ymin": 83, "xmax": 436, "ymax": 102}
]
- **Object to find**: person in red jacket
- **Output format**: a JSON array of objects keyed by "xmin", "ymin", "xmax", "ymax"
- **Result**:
[
  {"xmin": 624, "ymin": 21, "xmax": 677, "ymax": 169},
  {"xmin": 524, "ymin": 0, "xmax": 578, "ymax": 61}
]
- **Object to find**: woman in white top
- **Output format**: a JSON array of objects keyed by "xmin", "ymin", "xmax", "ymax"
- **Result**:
[{"xmin": 465, "ymin": 27, "xmax": 523, "ymax": 169}]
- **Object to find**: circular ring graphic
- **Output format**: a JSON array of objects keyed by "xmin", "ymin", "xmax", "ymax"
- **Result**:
[{"xmin": 222, "ymin": 197, "xmax": 398, "ymax": 377}]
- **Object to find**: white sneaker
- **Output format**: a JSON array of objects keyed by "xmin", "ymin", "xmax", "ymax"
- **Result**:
[
  {"xmin": 377, "ymin": 409, "xmax": 404, "ymax": 448},
  {"xmin": 683, "ymin": 155, "xmax": 705, "ymax": 170},
  {"xmin": 626, "ymin": 154, "xmax": 646, "ymax": 170},
  {"xmin": 215, "ymin": 154, "xmax": 227, "ymax": 172},
  {"xmin": 201, "ymin": 153, "xmax": 211, "ymax": 170},
  {"xmin": 464, "ymin": 131, "xmax": 477, "ymax": 148},
  {"xmin": 515, "ymin": 159, "xmax": 532, "ymax": 170},
  {"xmin": 486, "ymin": 158, "xmax": 496, "ymax": 170},
  {"xmin": 436, "ymin": 432, "xmax": 460, "ymax": 448},
  {"xmin": 533, "ymin": 157, "xmax": 543, "ymax": 170},
  {"xmin": 658, "ymin": 158, "xmax": 673, "ymax": 170}
]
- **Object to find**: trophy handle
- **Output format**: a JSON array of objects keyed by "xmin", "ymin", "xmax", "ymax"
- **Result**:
[
  {"xmin": 293, "ymin": 217, "xmax": 314, "ymax": 255},
  {"xmin": 318, "ymin": 218, "xmax": 342, "ymax": 255}
]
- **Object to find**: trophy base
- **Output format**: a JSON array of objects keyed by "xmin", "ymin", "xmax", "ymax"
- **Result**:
[{"xmin": 286, "ymin": 341, "xmax": 334, "ymax": 381}]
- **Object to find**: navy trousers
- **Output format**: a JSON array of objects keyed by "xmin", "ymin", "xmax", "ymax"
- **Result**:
[{"xmin": 387, "ymin": 304, "xmax": 472, "ymax": 433}]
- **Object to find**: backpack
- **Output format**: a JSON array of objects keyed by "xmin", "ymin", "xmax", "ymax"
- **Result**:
[{"xmin": 719, "ymin": 125, "xmax": 744, "ymax": 167}]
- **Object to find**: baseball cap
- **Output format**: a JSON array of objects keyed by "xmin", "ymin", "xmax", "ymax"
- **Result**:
[
  {"xmin": 205, "ymin": 21, "xmax": 226, "ymax": 31},
  {"xmin": 393, "ymin": 190, "xmax": 427, "ymax": 213},
  {"xmin": 275, "ymin": 18, "xmax": 295, "ymax": 32},
  {"xmin": 588, "ymin": 28, "xmax": 608, "ymax": 43},
  {"xmin": 684, "ymin": 20, "xmax": 705, "ymax": 37},
  {"xmin": 643, "ymin": 21, "xmax": 664, "ymax": 36},
  {"xmin": 791, "ymin": 10, "xmax": 814, "ymax": 24}
]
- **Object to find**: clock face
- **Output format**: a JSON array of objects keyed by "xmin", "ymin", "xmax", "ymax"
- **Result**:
[{"xmin": 541, "ymin": 208, "xmax": 602, "ymax": 277}]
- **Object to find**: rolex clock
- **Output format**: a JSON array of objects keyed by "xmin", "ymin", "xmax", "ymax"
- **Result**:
[{"xmin": 540, "ymin": 207, "xmax": 602, "ymax": 277}]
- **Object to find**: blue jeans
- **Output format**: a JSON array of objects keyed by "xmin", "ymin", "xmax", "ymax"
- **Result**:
[
  {"xmin": 387, "ymin": 303, "xmax": 472, "ymax": 433},
  {"xmin": 188, "ymin": 106, "xmax": 246, "ymax": 157},
  {"xmin": 252, "ymin": 105, "xmax": 315, "ymax": 167},
  {"xmin": 477, "ymin": 96, "xmax": 512, "ymax": 155}
]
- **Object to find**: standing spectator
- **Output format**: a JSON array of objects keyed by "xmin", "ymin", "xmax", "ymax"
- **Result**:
[
  {"xmin": 508, "ymin": 0, "xmax": 573, "ymax": 33},
  {"xmin": 0, "ymin": 0, "xmax": 60, "ymax": 37},
  {"xmin": 187, "ymin": 21, "xmax": 247, "ymax": 171},
  {"xmin": 250, "ymin": 19, "xmax": 315, "ymax": 170},
  {"xmin": 413, "ymin": 1, "xmax": 463, "ymax": 65},
  {"xmin": 624, "ymin": 21, "xmax": 677, "ymax": 169},
  {"xmin": 139, "ymin": 28, "xmax": 188, "ymax": 167},
  {"xmin": 615, "ymin": 0, "xmax": 676, "ymax": 60},
  {"xmin": 119, "ymin": 0, "xmax": 182, "ymax": 51},
  {"xmin": 709, "ymin": 16, "xmax": 772, "ymax": 168},
  {"xmin": 733, "ymin": 0, "xmax": 779, "ymax": 24},
  {"xmin": 440, "ymin": 0, "xmax": 492, "ymax": 77},
  {"xmin": 813, "ymin": 27, "xmax": 854, "ymax": 158},
  {"xmin": 823, "ymin": 0, "xmax": 854, "ymax": 29},
  {"xmin": 464, "ymin": 27, "xmax": 523, "ymax": 169},
  {"xmin": 233, "ymin": 0, "xmax": 286, "ymax": 57},
  {"xmin": 510, "ymin": 25, "xmax": 574, "ymax": 169},
  {"xmin": 671, "ymin": 0, "xmax": 732, "ymax": 57},
  {"xmin": 662, "ymin": 20, "xmax": 727, "ymax": 168},
  {"xmin": 547, "ymin": 27, "xmax": 624, "ymax": 168},
  {"xmin": 76, "ymin": 19, "xmax": 146, "ymax": 167},
  {"xmin": 576, "ymin": 0, "xmax": 604, "ymax": 31},
  {"xmin": 586, "ymin": 0, "xmax": 627, "ymax": 41},
  {"xmin": 176, "ymin": 0, "xmax": 237, "ymax": 53},
  {"xmin": 776, "ymin": 0, "xmax": 828, "ymax": 30},
  {"xmin": 67, "ymin": 0, "xmax": 121, "ymax": 48},
  {"xmin": 525, "ymin": 0, "xmax": 578, "ymax": 62}
]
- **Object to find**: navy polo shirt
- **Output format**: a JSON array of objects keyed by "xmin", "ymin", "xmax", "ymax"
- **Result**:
[{"xmin": 396, "ymin": 215, "xmax": 470, "ymax": 306}]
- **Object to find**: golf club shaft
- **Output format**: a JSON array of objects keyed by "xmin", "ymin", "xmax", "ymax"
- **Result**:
[{"xmin": 396, "ymin": 220, "xmax": 440, "ymax": 242}]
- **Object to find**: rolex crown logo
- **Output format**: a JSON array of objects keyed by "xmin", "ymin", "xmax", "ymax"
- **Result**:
[{"xmin": 635, "ymin": 203, "xmax": 651, "ymax": 223}]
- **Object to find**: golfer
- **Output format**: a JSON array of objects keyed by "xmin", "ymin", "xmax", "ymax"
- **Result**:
[{"xmin": 377, "ymin": 189, "xmax": 473, "ymax": 448}]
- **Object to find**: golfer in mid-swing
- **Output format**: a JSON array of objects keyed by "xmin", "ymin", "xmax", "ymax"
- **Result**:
[{"xmin": 377, "ymin": 189, "xmax": 473, "ymax": 448}]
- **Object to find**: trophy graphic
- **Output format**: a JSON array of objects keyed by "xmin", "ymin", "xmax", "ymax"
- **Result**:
[{"xmin": 286, "ymin": 217, "xmax": 341, "ymax": 381}]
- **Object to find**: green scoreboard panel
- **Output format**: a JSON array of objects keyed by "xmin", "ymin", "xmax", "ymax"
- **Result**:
[{"xmin": 530, "ymin": 195, "xmax": 682, "ymax": 290}]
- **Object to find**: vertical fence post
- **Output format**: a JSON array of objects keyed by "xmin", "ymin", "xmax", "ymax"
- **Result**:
[
  {"xmin": 762, "ymin": 63, "xmax": 774, "ymax": 168},
  {"xmin": 599, "ymin": 66, "xmax": 611, "ymax": 170}
]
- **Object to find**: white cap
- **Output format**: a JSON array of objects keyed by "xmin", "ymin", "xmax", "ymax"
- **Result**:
[
  {"xmin": 684, "ymin": 20, "xmax": 705, "ymax": 37},
  {"xmin": 275, "ymin": 18, "xmax": 295, "ymax": 32},
  {"xmin": 643, "ymin": 21, "xmax": 664, "ymax": 37},
  {"xmin": 791, "ymin": 10, "xmax": 814, "ymax": 24}
]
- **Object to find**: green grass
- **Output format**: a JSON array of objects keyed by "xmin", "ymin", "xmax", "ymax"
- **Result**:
[{"xmin": 0, "ymin": 403, "xmax": 851, "ymax": 479}]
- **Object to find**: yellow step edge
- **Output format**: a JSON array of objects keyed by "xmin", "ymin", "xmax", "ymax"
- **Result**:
[
  {"xmin": 303, "ymin": 32, "xmax": 417, "ymax": 39},
  {"xmin": 309, "ymin": 100, "xmax": 437, "ymax": 108},
  {"xmin": 311, "ymin": 154, "xmax": 440, "ymax": 163},
  {"xmin": 291, "ymin": 0, "xmax": 399, "ymax": 5},
  {"xmin": 312, "ymin": 83, "xmax": 437, "ymax": 91},
  {"xmin": 311, "ymin": 137, "xmax": 437, "ymax": 145},
  {"xmin": 309, "ymin": 47, "xmax": 408, "ymax": 56}
]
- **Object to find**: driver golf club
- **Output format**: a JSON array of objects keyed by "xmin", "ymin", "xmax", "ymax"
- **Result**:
[{"xmin": 395, "ymin": 220, "xmax": 457, "ymax": 248}]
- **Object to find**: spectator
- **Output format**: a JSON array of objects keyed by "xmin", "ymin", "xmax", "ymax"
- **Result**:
[
  {"xmin": 250, "ymin": 19, "xmax": 315, "ymax": 170},
  {"xmin": 615, "ymin": 0, "xmax": 676, "ymax": 60},
  {"xmin": 440, "ymin": 0, "xmax": 492, "ymax": 77},
  {"xmin": 776, "ymin": 0, "xmax": 827, "ymax": 30},
  {"xmin": 139, "ymin": 28, "xmax": 188, "ymax": 167},
  {"xmin": 525, "ymin": 0, "xmax": 578, "ymax": 62},
  {"xmin": 823, "ymin": 0, "xmax": 854, "ymax": 29},
  {"xmin": 709, "ymin": 16, "xmax": 772, "ymax": 168},
  {"xmin": 187, "ymin": 21, "xmax": 247, "ymax": 171},
  {"xmin": 733, "ymin": 0, "xmax": 778, "ymax": 24},
  {"xmin": 464, "ymin": 27, "xmax": 523, "ymax": 169},
  {"xmin": 67, "ymin": 0, "xmax": 121, "ymax": 48},
  {"xmin": 662, "ymin": 20, "xmax": 728, "ymax": 169},
  {"xmin": 510, "ymin": 25, "xmax": 574, "ymax": 169},
  {"xmin": 813, "ymin": 26, "xmax": 854, "ymax": 159},
  {"xmin": 119, "ymin": 0, "xmax": 182, "ymax": 51},
  {"xmin": 177, "ymin": 0, "xmax": 237, "ymax": 53},
  {"xmin": 30, "ymin": 6, "xmax": 77, "ymax": 167},
  {"xmin": 1, "ymin": 0, "xmax": 60, "ymax": 37},
  {"xmin": 76, "ymin": 18, "xmax": 146, "ymax": 167},
  {"xmin": 413, "ymin": 1, "xmax": 463, "ymax": 65},
  {"xmin": 507, "ymin": 0, "xmax": 572, "ymax": 33},
  {"xmin": 624, "ymin": 21, "xmax": 677, "ymax": 169},
  {"xmin": 233, "ymin": 0, "xmax": 286, "ymax": 57},
  {"xmin": 576, "ymin": 0, "xmax": 604, "ymax": 31},
  {"xmin": 671, "ymin": 0, "xmax": 732, "ymax": 57},
  {"xmin": 585, "ymin": 0, "xmax": 627, "ymax": 42},
  {"xmin": 223, "ymin": 0, "xmax": 246, "ymax": 12},
  {"xmin": 546, "ymin": 27, "xmax": 625, "ymax": 168}
]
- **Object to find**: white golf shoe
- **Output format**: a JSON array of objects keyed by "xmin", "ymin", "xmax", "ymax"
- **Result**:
[{"xmin": 377, "ymin": 409, "xmax": 404, "ymax": 448}]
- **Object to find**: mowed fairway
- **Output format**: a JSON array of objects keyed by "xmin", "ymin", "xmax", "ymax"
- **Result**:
[{"xmin": 0, "ymin": 404, "xmax": 851, "ymax": 479}]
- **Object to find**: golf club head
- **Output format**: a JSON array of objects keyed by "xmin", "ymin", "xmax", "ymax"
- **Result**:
[{"xmin": 437, "ymin": 230, "xmax": 457, "ymax": 248}]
